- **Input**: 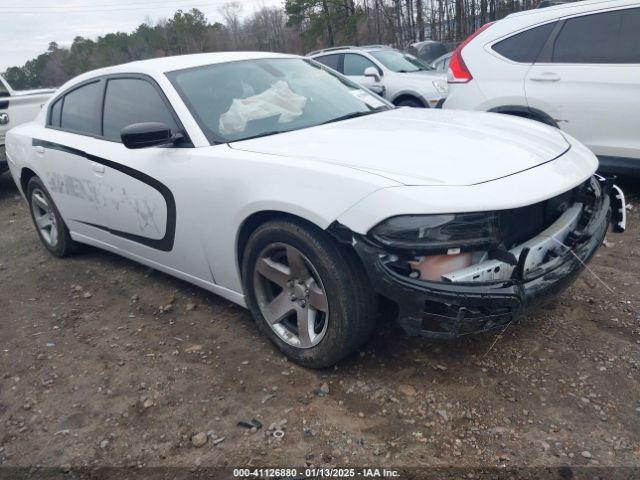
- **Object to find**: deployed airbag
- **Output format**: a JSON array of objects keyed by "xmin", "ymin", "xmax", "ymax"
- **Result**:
[{"xmin": 219, "ymin": 81, "xmax": 307, "ymax": 134}]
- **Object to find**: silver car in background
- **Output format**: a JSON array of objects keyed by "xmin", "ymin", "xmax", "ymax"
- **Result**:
[{"xmin": 309, "ymin": 45, "xmax": 448, "ymax": 108}]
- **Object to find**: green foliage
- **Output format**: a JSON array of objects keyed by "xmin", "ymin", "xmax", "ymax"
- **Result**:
[
  {"xmin": 285, "ymin": 0, "xmax": 361, "ymax": 50},
  {"xmin": 3, "ymin": 0, "xmax": 532, "ymax": 89},
  {"xmin": 3, "ymin": 8, "xmax": 225, "ymax": 89}
]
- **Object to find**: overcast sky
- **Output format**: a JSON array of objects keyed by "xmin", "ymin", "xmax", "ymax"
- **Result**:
[{"xmin": 0, "ymin": 0, "xmax": 283, "ymax": 72}]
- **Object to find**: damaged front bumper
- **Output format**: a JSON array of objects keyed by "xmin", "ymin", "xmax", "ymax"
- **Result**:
[{"xmin": 350, "ymin": 178, "xmax": 623, "ymax": 339}]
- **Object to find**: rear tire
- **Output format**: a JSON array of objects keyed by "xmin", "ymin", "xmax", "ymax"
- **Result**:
[
  {"xmin": 27, "ymin": 176, "xmax": 77, "ymax": 257},
  {"xmin": 242, "ymin": 219, "xmax": 376, "ymax": 368},
  {"xmin": 396, "ymin": 98, "xmax": 424, "ymax": 108}
]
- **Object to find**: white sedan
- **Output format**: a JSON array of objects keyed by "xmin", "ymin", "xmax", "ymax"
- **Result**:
[{"xmin": 5, "ymin": 52, "xmax": 625, "ymax": 368}]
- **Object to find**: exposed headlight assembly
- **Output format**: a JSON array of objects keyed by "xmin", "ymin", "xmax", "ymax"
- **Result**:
[{"xmin": 369, "ymin": 213, "xmax": 499, "ymax": 254}]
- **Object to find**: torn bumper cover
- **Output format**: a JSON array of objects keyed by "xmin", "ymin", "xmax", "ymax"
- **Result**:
[{"xmin": 351, "ymin": 178, "xmax": 620, "ymax": 339}]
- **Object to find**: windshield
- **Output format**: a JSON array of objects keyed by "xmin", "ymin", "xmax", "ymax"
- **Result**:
[
  {"xmin": 370, "ymin": 50, "xmax": 433, "ymax": 73},
  {"xmin": 167, "ymin": 58, "xmax": 390, "ymax": 144}
]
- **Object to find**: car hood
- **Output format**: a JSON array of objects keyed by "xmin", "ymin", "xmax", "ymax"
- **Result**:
[{"xmin": 229, "ymin": 108, "xmax": 571, "ymax": 186}]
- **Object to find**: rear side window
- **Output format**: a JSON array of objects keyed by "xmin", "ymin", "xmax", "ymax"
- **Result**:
[
  {"xmin": 314, "ymin": 54, "xmax": 341, "ymax": 71},
  {"xmin": 343, "ymin": 54, "xmax": 377, "ymax": 76},
  {"xmin": 102, "ymin": 78, "xmax": 178, "ymax": 142},
  {"xmin": 616, "ymin": 8, "xmax": 640, "ymax": 63},
  {"xmin": 552, "ymin": 10, "xmax": 624, "ymax": 63},
  {"xmin": 492, "ymin": 22, "xmax": 556, "ymax": 63},
  {"xmin": 60, "ymin": 81, "xmax": 100, "ymax": 134},
  {"xmin": 49, "ymin": 98, "xmax": 62, "ymax": 127}
]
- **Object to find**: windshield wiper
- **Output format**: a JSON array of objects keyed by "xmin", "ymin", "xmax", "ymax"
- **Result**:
[
  {"xmin": 320, "ymin": 109, "xmax": 384, "ymax": 126},
  {"xmin": 230, "ymin": 108, "xmax": 387, "ymax": 141}
]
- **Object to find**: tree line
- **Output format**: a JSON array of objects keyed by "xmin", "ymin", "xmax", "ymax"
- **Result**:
[{"xmin": 4, "ymin": 0, "xmax": 544, "ymax": 89}]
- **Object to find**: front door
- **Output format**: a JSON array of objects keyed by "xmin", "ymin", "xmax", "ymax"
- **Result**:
[{"xmin": 342, "ymin": 53, "xmax": 386, "ymax": 96}]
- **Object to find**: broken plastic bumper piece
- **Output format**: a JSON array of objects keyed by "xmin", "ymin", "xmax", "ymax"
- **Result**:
[{"xmin": 353, "ymin": 178, "xmax": 618, "ymax": 338}]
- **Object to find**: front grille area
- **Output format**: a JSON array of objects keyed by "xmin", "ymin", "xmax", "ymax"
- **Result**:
[{"xmin": 498, "ymin": 180, "xmax": 588, "ymax": 249}]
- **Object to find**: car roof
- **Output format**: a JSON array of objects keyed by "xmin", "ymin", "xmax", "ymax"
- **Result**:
[
  {"xmin": 506, "ymin": 0, "xmax": 634, "ymax": 18},
  {"xmin": 308, "ymin": 46, "xmax": 394, "ymax": 56},
  {"xmin": 65, "ymin": 51, "xmax": 297, "ymax": 85},
  {"xmin": 475, "ymin": 0, "xmax": 636, "ymax": 41}
]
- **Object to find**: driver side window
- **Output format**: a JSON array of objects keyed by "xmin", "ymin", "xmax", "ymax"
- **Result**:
[{"xmin": 343, "ymin": 54, "xmax": 378, "ymax": 76}]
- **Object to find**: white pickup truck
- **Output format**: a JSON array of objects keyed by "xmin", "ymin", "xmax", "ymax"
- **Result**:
[{"xmin": 1, "ymin": 75, "xmax": 55, "ymax": 173}]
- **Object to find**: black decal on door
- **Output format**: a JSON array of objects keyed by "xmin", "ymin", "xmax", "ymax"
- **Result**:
[{"xmin": 32, "ymin": 138, "xmax": 176, "ymax": 251}]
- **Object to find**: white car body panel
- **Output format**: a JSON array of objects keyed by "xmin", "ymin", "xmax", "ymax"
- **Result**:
[
  {"xmin": 338, "ymin": 133, "xmax": 598, "ymax": 233},
  {"xmin": 525, "ymin": 62, "xmax": 640, "ymax": 159},
  {"xmin": 444, "ymin": 0, "xmax": 640, "ymax": 164},
  {"xmin": 5, "ymin": 52, "xmax": 599, "ymax": 308}
]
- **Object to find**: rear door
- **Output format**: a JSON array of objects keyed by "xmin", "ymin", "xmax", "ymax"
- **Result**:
[
  {"xmin": 525, "ymin": 7, "xmax": 640, "ymax": 160},
  {"xmin": 312, "ymin": 53, "xmax": 342, "ymax": 73},
  {"xmin": 36, "ymin": 80, "xmax": 114, "ymax": 245},
  {"xmin": 487, "ymin": 21, "xmax": 557, "ymax": 111}
]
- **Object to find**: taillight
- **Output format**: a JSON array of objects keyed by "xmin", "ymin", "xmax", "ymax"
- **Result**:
[{"xmin": 448, "ymin": 22, "xmax": 495, "ymax": 84}]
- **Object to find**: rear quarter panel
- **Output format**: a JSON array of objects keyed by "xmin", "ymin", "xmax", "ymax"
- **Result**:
[{"xmin": 5, "ymin": 122, "xmax": 41, "ymax": 195}]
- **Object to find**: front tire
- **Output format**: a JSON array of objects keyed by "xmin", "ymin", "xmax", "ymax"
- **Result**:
[
  {"xmin": 242, "ymin": 219, "xmax": 376, "ymax": 368},
  {"xmin": 27, "ymin": 176, "xmax": 77, "ymax": 257}
]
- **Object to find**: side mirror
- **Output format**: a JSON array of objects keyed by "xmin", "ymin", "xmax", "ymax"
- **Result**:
[
  {"xmin": 364, "ymin": 66, "xmax": 381, "ymax": 82},
  {"xmin": 121, "ymin": 122, "xmax": 181, "ymax": 149}
]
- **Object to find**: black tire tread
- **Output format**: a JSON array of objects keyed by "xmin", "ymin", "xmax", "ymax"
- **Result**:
[{"xmin": 242, "ymin": 218, "xmax": 376, "ymax": 368}]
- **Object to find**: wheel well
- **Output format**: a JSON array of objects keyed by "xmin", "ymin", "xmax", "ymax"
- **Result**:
[
  {"xmin": 20, "ymin": 168, "xmax": 37, "ymax": 195},
  {"xmin": 489, "ymin": 106, "xmax": 558, "ymax": 128},
  {"xmin": 235, "ymin": 211, "xmax": 365, "ymax": 282},
  {"xmin": 392, "ymin": 94, "xmax": 426, "ymax": 107},
  {"xmin": 236, "ymin": 211, "xmax": 322, "ymax": 273}
]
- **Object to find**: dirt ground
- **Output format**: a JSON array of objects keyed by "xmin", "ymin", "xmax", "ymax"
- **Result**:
[{"xmin": 0, "ymin": 170, "xmax": 639, "ymax": 472}]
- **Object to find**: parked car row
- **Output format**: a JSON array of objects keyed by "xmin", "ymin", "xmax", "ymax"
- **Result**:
[
  {"xmin": 302, "ymin": 0, "xmax": 639, "ymax": 177},
  {"xmin": 0, "ymin": 75, "xmax": 55, "ymax": 173},
  {"xmin": 309, "ymin": 45, "xmax": 448, "ymax": 108},
  {"xmin": 5, "ymin": 47, "xmax": 626, "ymax": 367},
  {"xmin": 442, "ymin": 0, "xmax": 640, "ymax": 175}
]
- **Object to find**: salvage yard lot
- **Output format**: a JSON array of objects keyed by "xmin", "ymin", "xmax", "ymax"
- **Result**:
[{"xmin": 0, "ymin": 172, "xmax": 639, "ymax": 468}]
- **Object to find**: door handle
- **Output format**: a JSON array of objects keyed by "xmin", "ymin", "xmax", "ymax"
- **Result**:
[
  {"xmin": 91, "ymin": 162, "xmax": 105, "ymax": 174},
  {"xmin": 35, "ymin": 146, "xmax": 45, "ymax": 155},
  {"xmin": 530, "ymin": 72, "xmax": 561, "ymax": 82}
]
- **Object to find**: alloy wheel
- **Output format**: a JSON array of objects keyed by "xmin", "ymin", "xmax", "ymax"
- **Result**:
[
  {"xmin": 253, "ymin": 242, "xmax": 329, "ymax": 348},
  {"xmin": 31, "ymin": 188, "xmax": 59, "ymax": 248}
]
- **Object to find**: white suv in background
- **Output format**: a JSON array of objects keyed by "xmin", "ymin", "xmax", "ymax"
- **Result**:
[
  {"xmin": 309, "ymin": 46, "xmax": 448, "ymax": 108},
  {"xmin": 444, "ymin": 0, "xmax": 640, "ymax": 175}
]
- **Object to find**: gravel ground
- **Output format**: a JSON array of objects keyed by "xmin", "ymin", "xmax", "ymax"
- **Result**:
[{"xmin": 0, "ymin": 171, "xmax": 639, "ymax": 472}]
